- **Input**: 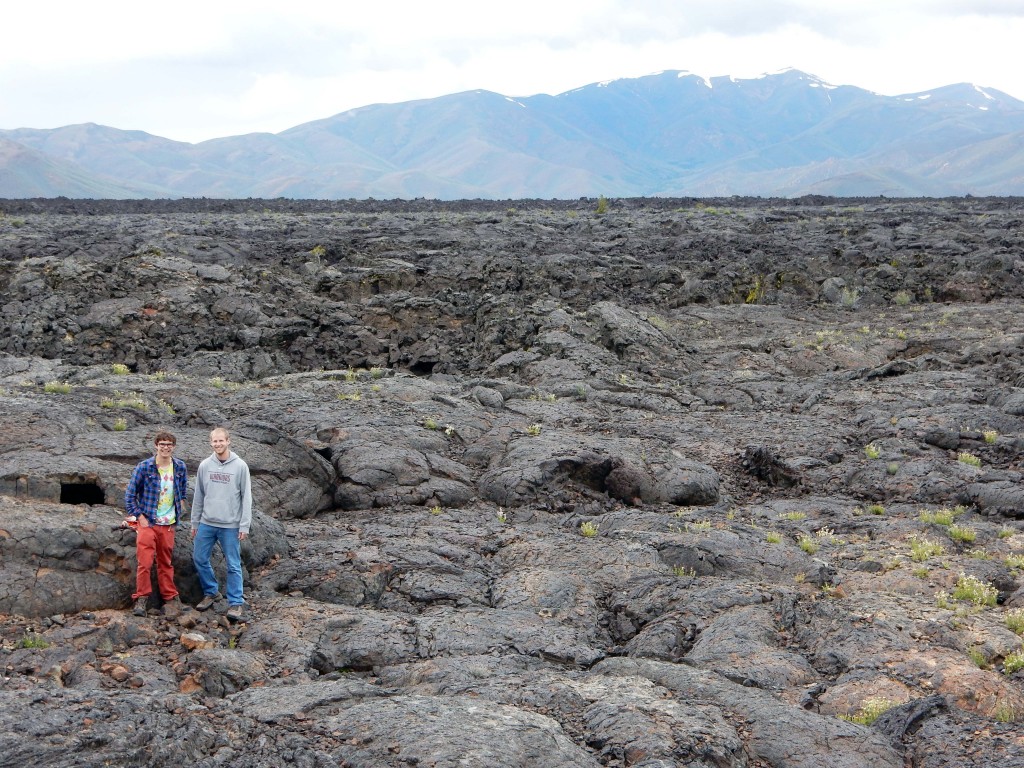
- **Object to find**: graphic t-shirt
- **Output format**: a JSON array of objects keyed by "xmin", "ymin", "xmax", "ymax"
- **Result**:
[{"xmin": 154, "ymin": 464, "xmax": 176, "ymax": 525}]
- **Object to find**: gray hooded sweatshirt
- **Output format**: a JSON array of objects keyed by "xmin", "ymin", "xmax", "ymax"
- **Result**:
[{"xmin": 191, "ymin": 451, "xmax": 253, "ymax": 533}]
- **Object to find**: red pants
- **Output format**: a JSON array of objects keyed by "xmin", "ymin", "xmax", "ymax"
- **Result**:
[{"xmin": 133, "ymin": 524, "xmax": 178, "ymax": 600}]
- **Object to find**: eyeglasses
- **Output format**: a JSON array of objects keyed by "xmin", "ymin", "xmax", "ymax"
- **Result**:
[{"xmin": 156, "ymin": 443, "xmax": 175, "ymax": 448}]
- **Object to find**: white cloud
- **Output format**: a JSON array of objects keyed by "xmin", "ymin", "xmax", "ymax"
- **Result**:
[{"xmin": 0, "ymin": 0, "xmax": 1021, "ymax": 142}]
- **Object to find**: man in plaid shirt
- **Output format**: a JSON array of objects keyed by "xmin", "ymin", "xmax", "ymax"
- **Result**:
[{"xmin": 125, "ymin": 430, "xmax": 188, "ymax": 617}]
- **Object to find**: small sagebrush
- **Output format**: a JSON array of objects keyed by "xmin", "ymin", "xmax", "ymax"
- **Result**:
[
  {"xmin": 909, "ymin": 536, "xmax": 945, "ymax": 562},
  {"xmin": 798, "ymin": 534, "xmax": 819, "ymax": 555},
  {"xmin": 840, "ymin": 698, "xmax": 897, "ymax": 725},
  {"xmin": 951, "ymin": 573, "xmax": 998, "ymax": 607},
  {"xmin": 947, "ymin": 524, "xmax": 977, "ymax": 544},
  {"xmin": 1005, "ymin": 609, "xmax": 1024, "ymax": 635},
  {"xmin": 958, "ymin": 451, "xmax": 982, "ymax": 468},
  {"xmin": 1004, "ymin": 649, "xmax": 1024, "ymax": 675}
]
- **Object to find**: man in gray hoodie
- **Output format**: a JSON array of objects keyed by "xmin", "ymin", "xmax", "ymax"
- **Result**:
[{"xmin": 191, "ymin": 427, "xmax": 252, "ymax": 621}]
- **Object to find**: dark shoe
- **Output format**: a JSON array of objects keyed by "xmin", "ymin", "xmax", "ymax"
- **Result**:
[
  {"xmin": 195, "ymin": 593, "xmax": 220, "ymax": 612},
  {"xmin": 225, "ymin": 605, "xmax": 244, "ymax": 622},
  {"xmin": 132, "ymin": 597, "xmax": 148, "ymax": 617},
  {"xmin": 162, "ymin": 597, "xmax": 184, "ymax": 617}
]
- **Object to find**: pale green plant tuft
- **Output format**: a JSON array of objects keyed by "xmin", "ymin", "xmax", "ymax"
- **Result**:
[
  {"xmin": 18, "ymin": 632, "xmax": 50, "ymax": 649},
  {"xmin": 951, "ymin": 573, "xmax": 997, "ymax": 607},
  {"xmin": 1004, "ymin": 649, "xmax": 1024, "ymax": 675},
  {"xmin": 993, "ymin": 701, "xmax": 1017, "ymax": 723},
  {"xmin": 840, "ymin": 698, "xmax": 897, "ymax": 726},
  {"xmin": 909, "ymin": 536, "xmax": 945, "ymax": 562},
  {"xmin": 580, "ymin": 521, "xmax": 599, "ymax": 538},
  {"xmin": 798, "ymin": 534, "xmax": 819, "ymax": 555},
  {"xmin": 1005, "ymin": 609, "xmax": 1024, "ymax": 635},
  {"xmin": 864, "ymin": 443, "xmax": 881, "ymax": 459},
  {"xmin": 1005, "ymin": 554, "xmax": 1024, "ymax": 570},
  {"xmin": 958, "ymin": 451, "xmax": 982, "ymax": 468},
  {"xmin": 947, "ymin": 524, "xmax": 977, "ymax": 544},
  {"xmin": 111, "ymin": 363, "xmax": 130, "ymax": 375}
]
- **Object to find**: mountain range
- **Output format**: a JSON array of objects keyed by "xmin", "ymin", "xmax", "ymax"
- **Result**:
[{"xmin": 2, "ymin": 68, "xmax": 1023, "ymax": 199}]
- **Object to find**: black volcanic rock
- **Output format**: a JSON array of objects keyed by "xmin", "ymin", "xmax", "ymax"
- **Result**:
[{"xmin": 0, "ymin": 197, "xmax": 1023, "ymax": 766}]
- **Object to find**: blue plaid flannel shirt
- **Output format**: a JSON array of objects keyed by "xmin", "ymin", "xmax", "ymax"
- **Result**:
[{"xmin": 125, "ymin": 456, "xmax": 188, "ymax": 525}]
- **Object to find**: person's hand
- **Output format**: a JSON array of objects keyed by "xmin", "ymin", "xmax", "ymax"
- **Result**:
[
  {"xmin": 137, "ymin": 516, "xmax": 149, "ymax": 528},
  {"xmin": 239, "ymin": 532, "xmax": 248, "ymax": 541},
  {"xmin": 191, "ymin": 529, "xmax": 197, "ymax": 539}
]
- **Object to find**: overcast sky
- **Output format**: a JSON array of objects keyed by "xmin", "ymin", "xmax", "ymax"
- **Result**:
[{"xmin": 2, "ymin": 1, "xmax": 1021, "ymax": 144}]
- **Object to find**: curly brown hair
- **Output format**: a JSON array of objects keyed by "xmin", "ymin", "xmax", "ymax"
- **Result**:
[{"xmin": 153, "ymin": 430, "xmax": 177, "ymax": 446}]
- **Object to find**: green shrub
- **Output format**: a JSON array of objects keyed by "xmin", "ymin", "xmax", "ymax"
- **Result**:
[
  {"xmin": 766, "ymin": 531, "xmax": 782, "ymax": 544},
  {"xmin": 779, "ymin": 511, "xmax": 807, "ymax": 522},
  {"xmin": 798, "ymin": 534, "xmax": 819, "ymax": 555},
  {"xmin": 18, "ymin": 632, "xmax": 49, "ymax": 649},
  {"xmin": 920, "ymin": 507, "xmax": 958, "ymax": 526},
  {"xmin": 1004, "ymin": 649, "xmax": 1024, "ymax": 675},
  {"xmin": 951, "ymin": 573, "xmax": 997, "ymax": 607},
  {"xmin": 1005, "ymin": 609, "xmax": 1024, "ymax": 635},
  {"xmin": 1007, "ymin": 554, "xmax": 1024, "ymax": 570},
  {"xmin": 892, "ymin": 290, "xmax": 912, "ymax": 306},
  {"xmin": 580, "ymin": 521, "xmax": 599, "ymax": 537},
  {"xmin": 866, "ymin": 504, "xmax": 885, "ymax": 515},
  {"xmin": 983, "ymin": 430, "xmax": 998, "ymax": 444},
  {"xmin": 595, "ymin": 195, "xmax": 609, "ymax": 215},
  {"xmin": 840, "ymin": 698, "xmax": 897, "ymax": 725},
  {"xmin": 864, "ymin": 443, "xmax": 881, "ymax": 459},
  {"xmin": 526, "ymin": 424, "xmax": 542, "ymax": 436},
  {"xmin": 112, "ymin": 417, "xmax": 127, "ymax": 432},
  {"xmin": 43, "ymin": 381, "xmax": 72, "ymax": 394},
  {"xmin": 111, "ymin": 363, "xmax": 130, "ymax": 375},
  {"xmin": 958, "ymin": 451, "xmax": 982, "ymax": 468},
  {"xmin": 993, "ymin": 701, "xmax": 1017, "ymax": 723},
  {"xmin": 909, "ymin": 536, "xmax": 945, "ymax": 562},
  {"xmin": 948, "ymin": 524, "xmax": 977, "ymax": 544}
]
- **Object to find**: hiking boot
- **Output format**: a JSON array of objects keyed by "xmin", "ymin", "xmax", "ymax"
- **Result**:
[
  {"xmin": 195, "ymin": 593, "xmax": 220, "ymax": 612},
  {"xmin": 132, "ymin": 596, "xmax": 148, "ymax": 617},
  {"xmin": 225, "ymin": 605, "xmax": 244, "ymax": 623},
  {"xmin": 162, "ymin": 597, "xmax": 184, "ymax": 617}
]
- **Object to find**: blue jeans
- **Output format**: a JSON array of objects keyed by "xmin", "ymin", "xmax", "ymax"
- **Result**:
[{"xmin": 192, "ymin": 523, "xmax": 244, "ymax": 606}]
